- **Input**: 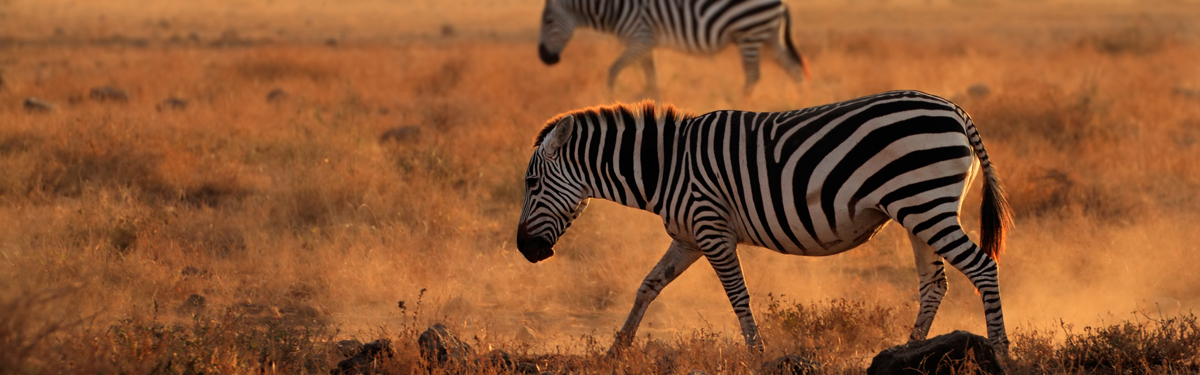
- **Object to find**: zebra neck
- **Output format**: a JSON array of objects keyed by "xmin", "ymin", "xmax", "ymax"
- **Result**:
[{"xmin": 566, "ymin": 108, "xmax": 686, "ymax": 218}]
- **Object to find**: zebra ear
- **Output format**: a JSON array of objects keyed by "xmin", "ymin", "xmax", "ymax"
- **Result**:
[{"xmin": 542, "ymin": 115, "xmax": 575, "ymax": 154}]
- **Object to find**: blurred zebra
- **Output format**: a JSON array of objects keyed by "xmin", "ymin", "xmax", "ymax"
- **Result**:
[
  {"xmin": 537, "ymin": 0, "xmax": 810, "ymax": 94},
  {"xmin": 516, "ymin": 90, "xmax": 1014, "ymax": 352}
]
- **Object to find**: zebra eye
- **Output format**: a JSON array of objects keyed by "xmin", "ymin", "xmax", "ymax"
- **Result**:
[{"xmin": 525, "ymin": 177, "xmax": 538, "ymax": 188}]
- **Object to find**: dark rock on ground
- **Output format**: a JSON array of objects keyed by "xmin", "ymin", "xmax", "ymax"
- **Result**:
[
  {"xmin": 516, "ymin": 362, "xmax": 541, "ymax": 374},
  {"xmin": 868, "ymin": 330, "xmax": 1004, "ymax": 375},
  {"xmin": 181, "ymin": 266, "xmax": 209, "ymax": 277},
  {"xmin": 1175, "ymin": 87, "xmax": 1200, "ymax": 100},
  {"xmin": 266, "ymin": 88, "xmax": 287, "ymax": 102},
  {"xmin": 23, "ymin": 97, "xmax": 55, "ymax": 112},
  {"xmin": 418, "ymin": 323, "xmax": 474, "ymax": 366},
  {"xmin": 332, "ymin": 339, "xmax": 392, "ymax": 375},
  {"xmin": 967, "ymin": 84, "xmax": 991, "ymax": 99},
  {"xmin": 478, "ymin": 349, "xmax": 512, "ymax": 370},
  {"xmin": 157, "ymin": 97, "xmax": 188, "ymax": 111},
  {"xmin": 178, "ymin": 294, "xmax": 207, "ymax": 315},
  {"xmin": 762, "ymin": 354, "xmax": 821, "ymax": 375},
  {"xmin": 89, "ymin": 86, "xmax": 129, "ymax": 102},
  {"xmin": 334, "ymin": 340, "xmax": 363, "ymax": 358},
  {"xmin": 379, "ymin": 126, "xmax": 421, "ymax": 143}
]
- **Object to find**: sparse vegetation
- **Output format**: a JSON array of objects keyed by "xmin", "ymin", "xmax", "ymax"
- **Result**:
[{"xmin": 1, "ymin": 0, "xmax": 1200, "ymax": 373}]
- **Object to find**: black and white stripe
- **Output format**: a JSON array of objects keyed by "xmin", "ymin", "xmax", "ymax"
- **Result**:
[
  {"xmin": 516, "ymin": 90, "xmax": 1014, "ymax": 352},
  {"xmin": 537, "ymin": 0, "xmax": 810, "ymax": 94}
]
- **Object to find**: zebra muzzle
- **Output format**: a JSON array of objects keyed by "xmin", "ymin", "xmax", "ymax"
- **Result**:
[
  {"xmin": 516, "ymin": 231, "xmax": 555, "ymax": 263},
  {"xmin": 538, "ymin": 44, "xmax": 560, "ymax": 65}
]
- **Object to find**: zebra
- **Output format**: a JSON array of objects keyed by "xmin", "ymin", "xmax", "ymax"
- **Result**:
[
  {"xmin": 516, "ymin": 90, "xmax": 1014, "ymax": 352},
  {"xmin": 537, "ymin": 0, "xmax": 811, "ymax": 94}
]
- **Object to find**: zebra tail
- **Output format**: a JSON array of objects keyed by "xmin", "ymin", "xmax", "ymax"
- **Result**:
[
  {"xmin": 780, "ymin": 3, "xmax": 810, "ymax": 80},
  {"xmin": 973, "ymin": 121, "xmax": 1013, "ymax": 263}
]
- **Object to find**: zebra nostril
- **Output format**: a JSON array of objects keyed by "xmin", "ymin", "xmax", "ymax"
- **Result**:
[{"xmin": 538, "ymin": 44, "xmax": 560, "ymax": 65}]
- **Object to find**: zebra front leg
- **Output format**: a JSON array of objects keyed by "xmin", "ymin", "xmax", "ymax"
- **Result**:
[
  {"xmin": 701, "ymin": 238, "xmax": 763, "ymax": 350},
  {"xmin": 612, "ymin": 240, "xmax": 702, "ymax": 351},
  {"xmin": 737, "ymin": 43, "xmax": 763, "ymax": 95},
  {"xmin": 908, "ymin": 232, "xmax": 948, "ymax": 341}
]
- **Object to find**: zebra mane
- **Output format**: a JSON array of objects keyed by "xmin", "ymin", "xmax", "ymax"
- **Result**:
[{"xmin": 533, "ymin": 101, "xmax": 692, "ymax": 148}]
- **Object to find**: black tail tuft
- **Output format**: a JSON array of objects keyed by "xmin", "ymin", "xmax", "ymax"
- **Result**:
[
  {"xmin": 980, "ymin": 163, "xmax": 1013, "ymax": 263},
  {"xmin": 780, "ymin": 4, "xmax": 810, "ymax": 81}
]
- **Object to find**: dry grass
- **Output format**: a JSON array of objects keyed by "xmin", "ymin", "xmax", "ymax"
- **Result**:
[{"xmin": 2, "ymin": 0, "xmax": 1200, "ymax": 373}]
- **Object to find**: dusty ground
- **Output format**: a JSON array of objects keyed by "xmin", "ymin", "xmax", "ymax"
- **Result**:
[{"xmin": 2, "ymin": 0, "xmax": 1200, "ymax": 373}]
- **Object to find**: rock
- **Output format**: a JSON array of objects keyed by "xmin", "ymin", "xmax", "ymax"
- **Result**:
[
  {"xmin": 178, "ymin": 294, "xmax": 207, "ymax": 315},
  {"xmin": 418, "ymin": 323, "xmax": 474, "ymax": 366},
  {"xmin": 23, "ymin": 97, "xmax": 55, "ymax": 112},
  {"xmin": 762, "ymin": 355, "xmax": 821, "ymax": 375},
  {"xmin": 477, "ymin": 349, "xmax": 513, "ymax": 370},
  {"xmin": 157, "ymin": 97, "xmax": 188, "ymax": 111},
  {"xmin": 967, "ymin": 84, "xmax": 991, "ymax": 99},
  {"xmin": 516, "ymin": 362, "xmax": 541, "ymax": 374},
  {"xmin": 181, "ymin": 266, "xmax": 209, "ymax": 277},
  {"xmin": 867, "ymin": 331, "xmax": 1004, "ymax": 375},
  {"xmin": 1175, "ymin": 87, "xmax": 1200, "ymax": 100},
  {"xmin": 334, "ymin": 339, "xmax": 364, "ymax": 357},
  {"xmin": 266, "ymin": 88, "xmax": 287, "ymax": 103},
  {"xmin": 379, "ymin": 126, "xmax": 421, "ymax": 143},
  {"xmin": 89, "ymin": 86, "xmax": 129, "ymax": 102},
  {"xmin": 332, "ymin": 339, "xmax": 392, "ymax": 375}
]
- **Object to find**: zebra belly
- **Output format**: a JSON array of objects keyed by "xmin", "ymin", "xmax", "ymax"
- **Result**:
[{"xmin": 745, "ymin": 211, "xmax": 892, "ymax": 257}]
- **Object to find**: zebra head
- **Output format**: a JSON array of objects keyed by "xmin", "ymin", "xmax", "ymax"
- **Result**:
[
  {"xmin": 517, "ymin": 115, "xmax": 590, "ymax": 263},
  {"xmin": 537, "ymin": 0, "xmax": 575, "ymax": 65}
]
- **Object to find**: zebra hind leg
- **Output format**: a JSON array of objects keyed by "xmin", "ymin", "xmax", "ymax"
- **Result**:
[
  {"xmin": 637, "ymin": 55, "xmax": 659, "ymax": 99},
  {"xmin": 737, "ymin": 42, "xmax": 763, "ymax": 95},
  {"xmin": 908, "ymin": 219, "xmax": 1009, "ymax": 352},
  {"xmin": 611, "ymin": 240, "xmax": 702, "ymax": 353},
  {"xmin": 907, "ymin": 232, "xmax": 948, "ymax": 342}
]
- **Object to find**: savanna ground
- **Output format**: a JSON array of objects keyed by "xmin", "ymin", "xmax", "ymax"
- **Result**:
[{"xmin": 2, "ymin": 0, "xmax": 1200, "ymax": 373}]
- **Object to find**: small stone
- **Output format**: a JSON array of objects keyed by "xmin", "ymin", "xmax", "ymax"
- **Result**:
[
  {"xmin": 157, "ymin": 97, "xmax": 188, "ymax": 111},
  {"xmin": 379, "ymin": 126, "xmax": 421, "ymax": 144},
  {"xmin": 334, "ymin": 339, "xmax": 364, "ymax": 358},
  {"xmin": 89, "ymin": 86, "xmax": 129, "ymax": 102},
  {"xmin": 762, "ymin": 355, "xmax": 821, "ymax": 375},
  {"xmin": 478, "ymin": 349, "xmax": 513, "ymax": 370},
  {"xmin": 418, "ymin": 323, "xmax": 474, "ymax": 366},
  {"xmin": 967, "ymin": 84, "xmax": 991, "ymax": 99},
  {"xmin": 178, "ymin": 294, "xmax": 207, "ymax": 315},
  {"xmin": 332, "ymin": 339, "xmax": 392, "ymax": 375},
  {"xmin": 516, "ymin": 362, "xmax": 541, "ymax": 374},
  {"xmin": 266, "ymin": 88, "xmax": 287, "ymax": 103},
  {"xmin": 23, "ymin": 97, "xmax": 55, "ymax": 112}
]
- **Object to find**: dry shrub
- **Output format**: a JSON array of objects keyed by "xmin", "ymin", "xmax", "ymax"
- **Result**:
[
  {"xmin": 760, "ymin": 296, "xmax": 908, "ymax": 369},
  {"xmin": 1009, "ymin": 313, "xmax": 1200, "ymax": 374}
]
